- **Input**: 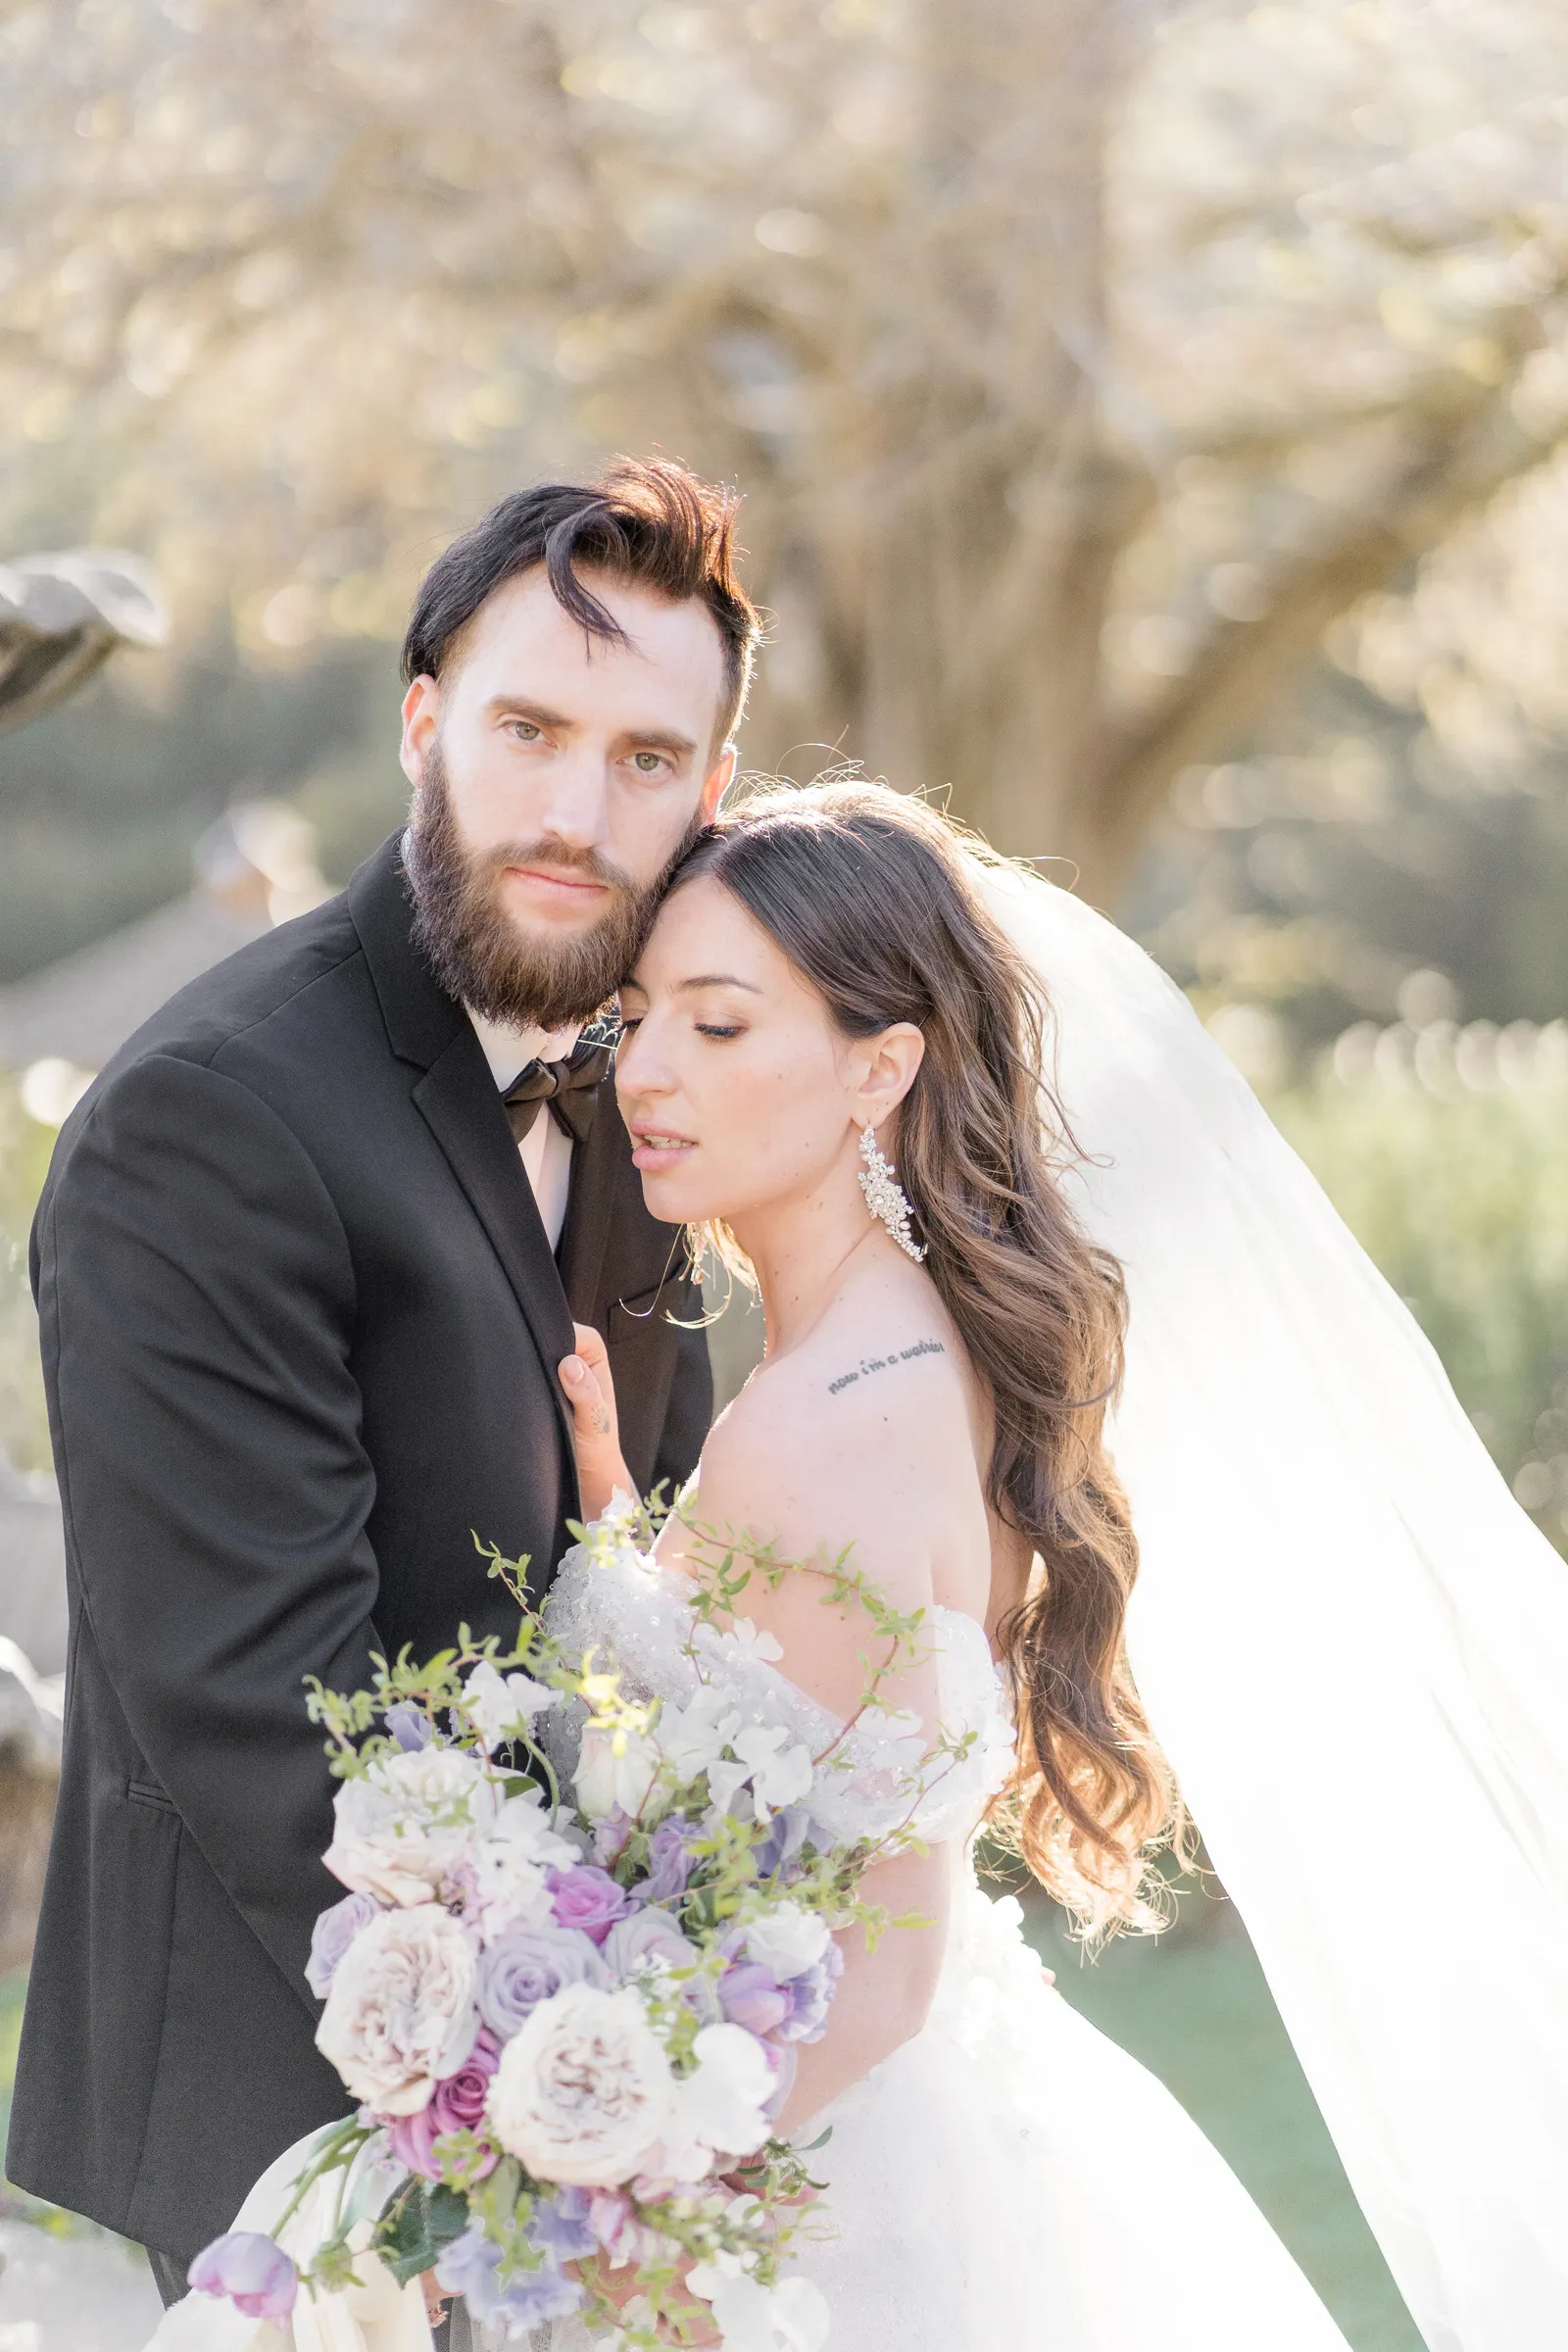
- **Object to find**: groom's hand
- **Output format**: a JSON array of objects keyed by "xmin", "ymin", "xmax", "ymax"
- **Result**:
[{"xmin": 560, "ymin": 1323, "xmax": 633, "ymax": 1521}]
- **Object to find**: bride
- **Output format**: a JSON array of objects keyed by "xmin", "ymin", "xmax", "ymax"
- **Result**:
[
  {"xmin": 161, "ymin": 777, "xmax": 1567, "ymax": 2352},
  {"xmin": 546, "ymin": 778, "xmax": 1355, "ymax": 2350}
]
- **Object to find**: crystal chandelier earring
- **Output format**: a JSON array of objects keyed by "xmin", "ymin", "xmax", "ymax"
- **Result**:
[{"xmin": 858, "ymin": 1122, "xmax": 926, "ymax": 1261}]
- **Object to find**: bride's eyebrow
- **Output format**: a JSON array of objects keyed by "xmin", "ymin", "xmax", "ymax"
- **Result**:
[{"xmin": 675, "ymin": 974, "xmax": 764, "ymax": 995}]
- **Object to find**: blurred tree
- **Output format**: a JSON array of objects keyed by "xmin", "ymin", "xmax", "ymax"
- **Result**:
[
  {"xmin": 2, "ymin": 0, "xmax": 1567, "ymax": 894},
  {"xmin": 1135, "ymin": 440, "xmax": 1568, "ymax": 1038}
]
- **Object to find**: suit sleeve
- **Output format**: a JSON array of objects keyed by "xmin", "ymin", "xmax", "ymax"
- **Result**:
[
  {"xmin": 38, "ymin": 1053, "xmax": 380, "ymax": 2018},
  {"xmin": 651, "ymin": 1272, "xmax": 714, "ymax": 1494}
]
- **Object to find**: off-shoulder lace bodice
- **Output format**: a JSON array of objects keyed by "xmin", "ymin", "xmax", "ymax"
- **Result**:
[{"xmin": 540, "ymin": 1522, "xmax": 1014, "ymax": 1848}]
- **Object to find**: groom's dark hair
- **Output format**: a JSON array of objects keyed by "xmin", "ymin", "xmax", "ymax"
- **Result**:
[{"xmin": 403, "ymin": 456, "xmax": 760, "ymax": 747}]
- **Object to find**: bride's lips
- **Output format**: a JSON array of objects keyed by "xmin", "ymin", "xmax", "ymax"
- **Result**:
[{"xmin": 629, "ymin": 1126, "xmax": 696, "ymax": 1173}]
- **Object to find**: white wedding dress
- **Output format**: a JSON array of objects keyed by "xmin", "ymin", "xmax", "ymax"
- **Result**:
[{"xmin": 535, "ymin": 1533, "xmax": 1352, "ymax": 2352}]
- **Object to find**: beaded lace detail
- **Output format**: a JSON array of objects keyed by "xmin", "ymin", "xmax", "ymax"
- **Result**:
[{"xmin": 540, "ymin": 1525, "xmax": 1014, "ymax": 1848}]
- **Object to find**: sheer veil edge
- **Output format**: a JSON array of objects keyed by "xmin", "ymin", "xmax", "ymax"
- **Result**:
[{"xmin": 977, "ymin": 860, "xmax": 1568, "ymax": 2352}]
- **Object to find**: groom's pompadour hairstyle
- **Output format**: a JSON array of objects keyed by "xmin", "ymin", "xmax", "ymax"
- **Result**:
[{"xmin": 403, "ymin": 457, "xmax": 760, "ymax": 748}]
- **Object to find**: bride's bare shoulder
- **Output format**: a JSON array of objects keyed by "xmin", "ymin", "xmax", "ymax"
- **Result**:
[{"xmin": 686, "ymin": 1277, "xmax": 980, "ymax": 1581}]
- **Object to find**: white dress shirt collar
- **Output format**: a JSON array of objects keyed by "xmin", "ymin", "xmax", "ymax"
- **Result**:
[
  {"xmin": 465, "ymin": 1009, "xmax": 583, "ymax": 1091},
  {"xmin": 465, "ymin": 1007, "xmax": 582, "ymax": 1252}
]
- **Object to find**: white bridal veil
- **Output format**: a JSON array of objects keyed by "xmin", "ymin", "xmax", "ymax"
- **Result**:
[{"xmin": 980, "ymin": 864, "xmax": 1568, "ymax": 2352}]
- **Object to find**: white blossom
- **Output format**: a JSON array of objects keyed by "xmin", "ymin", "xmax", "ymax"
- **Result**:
[
  {"xmin": 466, "ymin": 1789, "xmax": 579, "ymax": 1938},
  {"xmin": 743, "ymin": 1902, "xmax": 830, "ymax": 1982},
  {"xmin": 663, "ymin": 2025, "xmax": 774, "ymax": 2174},
  {"xmin": 463, "ymin": 1660, "xmax": 558, "ymax": 1750},
  {"xmin": 708, "ymin": 1727, "xmax": 814, "ymax": 1824},
  {"xmin": 694, "ymin": 1618, "xmax": 785, "ymax": 1666},
  {"xmin": 687, "ymin": 2265, "xmax": 830, "ymax": 2352},
  {"xmin": 657, "ymin": 1688, "xmax": 743, "ymax": 1786}
]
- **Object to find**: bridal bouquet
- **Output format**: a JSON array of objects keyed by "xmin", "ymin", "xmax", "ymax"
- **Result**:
[{"xmin": 187, "ymin": 1502, "xmax": 939, "ymax": 2352}]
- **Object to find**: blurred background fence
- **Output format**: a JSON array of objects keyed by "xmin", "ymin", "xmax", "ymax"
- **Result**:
[{"xmin": 2, "ymin": 3, "xmax": 1567, "ymax": 2345}]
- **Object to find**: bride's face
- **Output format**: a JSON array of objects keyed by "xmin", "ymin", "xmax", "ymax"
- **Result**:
[{"xmin": 615, "ymin": 874, "xmax": 887, "ymax": 1230}]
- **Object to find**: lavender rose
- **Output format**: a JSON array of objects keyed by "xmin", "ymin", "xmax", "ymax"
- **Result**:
[
  {"xmin": 305, "ymin": 1889, "xmax": 381, "ymax": 2000},
  {"xmin": 601, "ymin": 1907, "xmax": 700, "ymax": 1982},
  {"xmin": 187, "ymin": 2232, "xmax": 297, "ymax": 2321},
  {"xmin": 477, "ymin": 1923, "xmax": 608, "ymax": 2040},
  {"xmin": 547, "ymin": 1863, "xmax": 636, "ymax": 1946},
  {"xmin": 384, "ymin": 2028, "xmax": 502, "ymax": 2178}
]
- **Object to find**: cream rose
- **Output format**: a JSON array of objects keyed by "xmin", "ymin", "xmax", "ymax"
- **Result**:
[
  {"xmin": 485, "ymin": 1983, "xmax": 675, "ymax": 2185},
  {"xmin": 316, "ymin": 1904, "xmax": 479, "ymax": 2115},
  {"xmin": 322, "ymin": 1747, "xmax": 498, "ymax": 1908}
]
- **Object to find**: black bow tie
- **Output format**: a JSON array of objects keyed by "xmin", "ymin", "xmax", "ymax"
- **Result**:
[{"xmin": 502, "ymin": 1034, "xmax": 615, "ymax": 1145}]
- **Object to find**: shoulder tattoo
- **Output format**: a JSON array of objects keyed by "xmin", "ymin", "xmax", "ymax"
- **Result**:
[{"xmin": 827, "ymin": 1338, "xmax": 946, "ymax": 1397}]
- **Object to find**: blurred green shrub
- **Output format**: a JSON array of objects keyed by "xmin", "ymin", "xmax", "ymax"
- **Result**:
[
  {"xmin": 0, "ymin": 1079, "xmax": 53, "ymax": 1476},
  {"xmin": 1270, "ymin": 1018, "xmax": 1568, "ymax": 1556}
]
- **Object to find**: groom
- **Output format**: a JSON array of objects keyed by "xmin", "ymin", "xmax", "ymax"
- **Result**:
[{"xmin": 6, "ymin": 459, "xmax": 759, "ymax": 2291}]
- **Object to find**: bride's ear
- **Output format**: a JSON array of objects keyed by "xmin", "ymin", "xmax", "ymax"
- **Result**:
[{"xmin": 850, "ymin": 1021, "xmax": 925, "ymax": 1128}]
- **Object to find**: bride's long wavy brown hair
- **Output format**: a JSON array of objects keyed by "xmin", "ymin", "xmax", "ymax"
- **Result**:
[{"xmin": 668, "ymin": 781, "xmax": 1180, "ymax": 1933}]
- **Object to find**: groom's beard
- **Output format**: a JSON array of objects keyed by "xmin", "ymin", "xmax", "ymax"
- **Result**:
[{"xmin": 406, "ymin": 744, "xmax": 694, "ymax": 1031}]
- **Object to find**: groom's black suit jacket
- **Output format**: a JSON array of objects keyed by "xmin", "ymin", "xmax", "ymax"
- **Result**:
[{"xmin": 6, "ymin": 833, "xmax": 710, "ymax": 2262}]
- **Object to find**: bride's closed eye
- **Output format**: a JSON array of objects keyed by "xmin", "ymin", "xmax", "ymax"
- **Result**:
[{"xmin": 695, "ymin": 1021, "xmax": 745, "ymax": 1040}]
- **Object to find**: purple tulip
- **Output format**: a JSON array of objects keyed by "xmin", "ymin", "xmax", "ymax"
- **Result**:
[
  {"xmin": 546, "ymin": 1863, "xmax": 636, "ymax": 1946},
  {"xmin": 476, "ymin": 1923, "xmax": 607, "ymax": 2038},
  {"xmin": 384, "ymin": 2030, "xmax": 502, "ymax": 2179},
  {"xmin": 718, "ymin": 1960, "xmax": 791, "ymax": 2038},
  {"xmin": 304, "ymin": 1889, "xmax": 381, "ymax": 2000},
  {"xmin": 591, "ymin": 1808, "xmax": 635, "ymax": 1866},
  {"xmin": 385, "ymin": 1702, "xmax": 433, "ymax": 1752},
  {"xmin": 435, "ymin": 2223, "xmax": 584, "ymax": 2328},
  {"xmin": 187, "ymin": 2232, "xmax": 297, "ymax": 2321},
  {"xmin": 640, "ymin": 1816, "xmax": 701, "ymax": 1902}
]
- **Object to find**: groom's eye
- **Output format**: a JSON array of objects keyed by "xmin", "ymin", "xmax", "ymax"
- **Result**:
[
  {"xmin": 507, "ymin": 718, "xmax": 542, "ymax": 741},
  {"xmin": 630, "ymin": 751, "xmax": 667, "ymax": 774}
]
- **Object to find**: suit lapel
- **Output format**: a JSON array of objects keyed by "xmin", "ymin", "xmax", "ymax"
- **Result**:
[{"xmin": 412, "ymin": 1029, "xmax": 580, "ymax": 1471}]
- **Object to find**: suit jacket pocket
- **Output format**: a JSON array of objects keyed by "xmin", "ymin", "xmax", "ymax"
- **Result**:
[{"xmin": 126, "ymin": 1775, "xmax": 179, "ymax": 1816}]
